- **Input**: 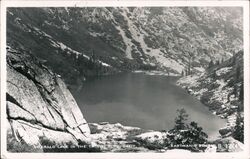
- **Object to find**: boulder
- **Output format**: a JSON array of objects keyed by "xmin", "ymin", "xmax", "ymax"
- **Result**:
[
  {"xmin": 214, "ymin": 137, "xmax": 244, "ymax": 152},
  {"xmin": 219, "ymin": 127, "xmax": 232, "ymax": 137}
]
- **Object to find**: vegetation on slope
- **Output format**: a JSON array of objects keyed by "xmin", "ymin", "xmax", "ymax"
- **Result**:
[{"xmin": 177, "ymin": 51, "xmax": 244, "ymax": 143}]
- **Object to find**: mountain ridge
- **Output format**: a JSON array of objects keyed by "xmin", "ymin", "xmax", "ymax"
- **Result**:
[{"xmin": 7, "ymin": 7, "xmax": 243, "ymax": 85}]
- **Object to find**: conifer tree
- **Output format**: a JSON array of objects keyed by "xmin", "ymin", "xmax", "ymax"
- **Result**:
[
  {"xmin": 221, "ymin": 58, "xmax": 224, "ymax": 63},
  {"xmin": 208, "ymin": 60, "xmax": 214, "ymax": 69},
  {"xmin": 167, "ymin": 108, "xmax": 208, "ymax": 151},
  {"xmin": 235, "ymin": 65, "xmax": 241, "ymax": 82},
  {"xmin": 233, "ymin": 85, "xmax": 238, "ymax": 97},
  {"xmin": 231, "ymin": 55, "xmax": 236, "ymax": 65},
  {"xmin": 216, "ymin": 60, "xmax": 220, "ymax": 65},
  {"xmin": 185, "ymin": 68, "xmax": 188, "ymax": 76},
  {"xmin": 239, "ymin": 84, "xmax": 244, "ymax": 103},
  {"xmin": 174, "ymin": 108, "xmax": 189, "ymax": 130},
  {"xmin": 233, "ymin": 111, "xmax": 244, "ymax": 143},
  {"xmin": 212, "ymin": 70, "xmax": 216, "ymax": 78}
]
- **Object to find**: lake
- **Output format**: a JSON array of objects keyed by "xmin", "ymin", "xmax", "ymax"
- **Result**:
[{"xmin": 73, "ymin": 73, "xmax": 226, "ymax": 139}]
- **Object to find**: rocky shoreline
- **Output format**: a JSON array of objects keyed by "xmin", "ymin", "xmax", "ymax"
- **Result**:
[
  {"xmin": 176, "ymin": 74, "xmax": 242, "ymax": 138},
  {"xmin": 132, "ymin": 70, "xmax": 179, "ymax": 76},
  {"xmin": 87, "ymin": 122, "xmax": 243, "ymax": 152}
]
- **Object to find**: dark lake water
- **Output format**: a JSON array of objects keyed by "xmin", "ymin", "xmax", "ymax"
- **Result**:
[{"xmin": 73, "ymin": 73, "xmax": 226, "ymax": 139}]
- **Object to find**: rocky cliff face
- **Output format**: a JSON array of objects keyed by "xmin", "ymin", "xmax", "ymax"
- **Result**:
[{"xmin": 6, "ymin": 46, "xmax": 91, "ymax": 152}]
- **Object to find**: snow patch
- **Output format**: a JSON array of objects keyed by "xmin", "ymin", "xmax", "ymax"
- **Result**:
[
  {"xmin": 194, "ymin": 67, "xmax": 205, "ymax": 72},
  {"xmin": 216, "ymin": 67, "xmax": 232, "ymax": 76},
  {"xmin": 136, "ymin": 131, "xmax": 167, "ymax": 143},
  {"xmin": 89, "ymin": 32, "xmax": 105, "ymax": 37},
  {"xmin": 133, "ymin": 70, "xmax": 179, "ymax": 76}
]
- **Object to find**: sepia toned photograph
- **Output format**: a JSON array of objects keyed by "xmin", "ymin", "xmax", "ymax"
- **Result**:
[{"xmin": 1, "ymin": 0, "xmax": 249, "ymax": 158}]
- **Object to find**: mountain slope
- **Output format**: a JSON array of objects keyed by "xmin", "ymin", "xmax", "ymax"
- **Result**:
[
  {"xmin": 177, "ymin": 51, "xmax": 244, "ymax": 141},
  {"xmin": 7, "ymin": 7, "xmax": 243, "ymax": 84},
  {"xmin": 177, "ymin": 51, "xmax": 243, "ymax": 116}
]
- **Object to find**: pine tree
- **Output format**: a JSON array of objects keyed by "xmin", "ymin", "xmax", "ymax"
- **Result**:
[
  {"xmin": 167, "ymin": 108, "xmax": 208, "ymax": 151},
  {"xmin": 216, "ymin": 60, "xmax": 220, "ymax": 65},
  {"xmin": 174, "ymin": 108, "xmax": 189, "ymax": 130},
  {"xmin": 221, "ymin": 58, "xmax": 224, "ymax": 63},
  {"xmin": 212, "ymin": 70, "xmax": 216, "ymax": 79},
  {"xmin": 231, "ymin": 55, "xmax": 236, "ymax": 65},
  {"xmin": 233, "ymin": 113, "xmax": 244, "ymax": 143},
  {"xmin": 208, "ymin": 60, "xmax": 214, "ymax": 68},
  {"xmin": 233, "ymin": 85, "xmax": 238, "ymax": 97},
  {"xmin": 239, "ymin": 83, "xmax": 244, "ymax": 103},
  {"xmin": 185, "ymin": 68, "xmax": 188, "ymax": 76},
  {"xmin": 235, "ymin": 65, "xmax": 241, "ymax": 82}
]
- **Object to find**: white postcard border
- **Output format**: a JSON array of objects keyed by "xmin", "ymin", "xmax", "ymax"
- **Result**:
[{"xmin": 1, "ymin": 1, "xmax": 249, "ymax": 159}]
